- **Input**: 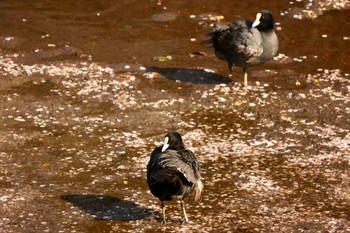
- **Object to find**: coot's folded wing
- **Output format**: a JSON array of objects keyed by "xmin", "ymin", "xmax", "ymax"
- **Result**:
[
  {"xmin": 211, "ymin": 19, "xmax": 263, "ymax": 64},
  {"xmin": 158, "ymin": 150, "xmax": 200, "ymax": 184}
]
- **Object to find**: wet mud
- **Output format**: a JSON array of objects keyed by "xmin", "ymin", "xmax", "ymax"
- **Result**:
[{"xmin": 0, "ymin": 0, "xmax": 350, "ymax": 232}]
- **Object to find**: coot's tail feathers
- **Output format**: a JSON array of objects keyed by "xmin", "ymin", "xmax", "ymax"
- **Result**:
[
  {"xmin": 194, "ymin": 179, "xmax": 204, "ymax": 202},
  {"xmin": 203, "ymin": 34, "xmax": 214, "ymax": 48},
  {"xmin": 203, "ymin": 23, "xmax": 230, "ymax": 48}
]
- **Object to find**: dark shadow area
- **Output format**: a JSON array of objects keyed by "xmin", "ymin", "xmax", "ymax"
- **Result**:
[
  {"xmin": 61, "ymin": 194, "xmax": 154, "ymax": 221},
  {"xmin": 146, "ymin": 66, "xmax": 233, "ymax": 84}
]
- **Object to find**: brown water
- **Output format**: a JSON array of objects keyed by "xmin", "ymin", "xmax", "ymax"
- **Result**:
[{"xmin": 1, "ymin": 0, "xmax": 350, "ymax": 232}]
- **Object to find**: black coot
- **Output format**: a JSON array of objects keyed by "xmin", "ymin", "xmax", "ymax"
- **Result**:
[
  {"xmin": 147, "ymin": 132, "xmax": 203, "ymax": 224},
  {"xmin": 209, "ymin": 10, "xmax": 278, "ymax": 87}
]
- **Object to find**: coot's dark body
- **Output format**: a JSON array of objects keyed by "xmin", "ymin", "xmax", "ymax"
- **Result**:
[
  {"xmin": 209, "ymin": 10, "xmax": 278, "ymax": 87},
  {"xmin": 147, "ymin": 132, "xmax": 203, "ymax": 224}
]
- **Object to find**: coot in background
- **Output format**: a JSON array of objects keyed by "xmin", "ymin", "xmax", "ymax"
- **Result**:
[
  {"xmin": 209, "ymin": 10, "xmax": 279, "ymax": 87},
  {"xmin": 147, "ymin": 132, "xmax": 203, "ymax": 224}
]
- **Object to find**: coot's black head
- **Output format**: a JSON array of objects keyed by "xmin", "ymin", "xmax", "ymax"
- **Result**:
[
  {"xmin": 161, "ymin": 132, "xmax": 185, "ymax": 152},
  {"xmin": 252, "ymin": 10, "xmax": 275, "ymax": 32}
]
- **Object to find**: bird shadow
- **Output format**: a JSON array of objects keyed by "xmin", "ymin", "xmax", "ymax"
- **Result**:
[
  {"xmin": 146, "ymin": 66, "xmax": 233, "ymax": 85},
  {"xmin": 61, "ymin": 194, "xmax": 154, "ymax": 221}
]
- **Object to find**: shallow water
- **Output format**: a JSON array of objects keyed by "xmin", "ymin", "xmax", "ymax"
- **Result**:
[{"xmin": 0, "ymin": 0, "xmax": 350, "ymax": 232}]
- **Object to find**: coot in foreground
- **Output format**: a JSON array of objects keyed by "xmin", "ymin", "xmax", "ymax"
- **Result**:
[
  {"xmin": 209, "ymin": 10, "xmax": 278, "ymax": 87},
  {"xmin": 147, "ymin": 132, "xmax": 203, "ymax": 224}
]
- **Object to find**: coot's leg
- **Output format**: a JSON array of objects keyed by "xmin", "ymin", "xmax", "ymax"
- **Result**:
[
  {"xmin": 161, "ymin": 201, "xmax": 166, "ymax": 225},
  {"xmin": 243, "ymin": 67, "xmax": 248, "ymax": 87},
  {"xmin": 228, "ymin": 63, "xmax": 233, "ymax": 73},
  {"xmin": 180, "ymin": 200, "xmax": 189, "ymax": 224}
]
